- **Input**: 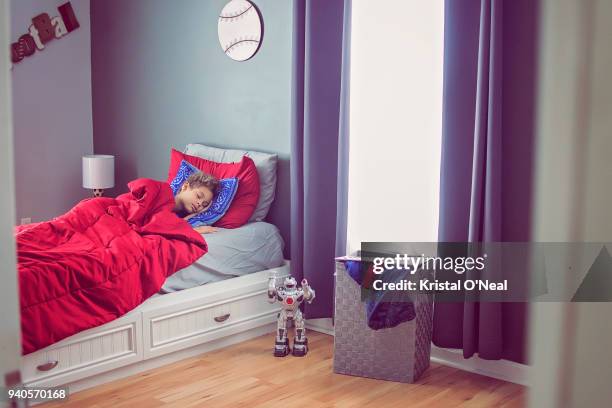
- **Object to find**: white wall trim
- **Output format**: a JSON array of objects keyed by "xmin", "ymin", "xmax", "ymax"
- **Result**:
[
  {"xmin": 0, "ymin": 0, "xmax": 23, "ymax": 387},
  {"xmin": 430, "ymin": 345, "xmax": 530, "ymax": 386},
  {"xmin": 306, "ymin": 318, "xmax": 530, "ymax": 386},
  {"xmin": 305, "ymin": 318, "xmax": 334, "ymax": 336}
]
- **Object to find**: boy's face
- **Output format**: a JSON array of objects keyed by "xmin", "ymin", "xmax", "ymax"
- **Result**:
[{"xmin": 175, "ymin": 183, "xmax": 214, "ymax": 214}]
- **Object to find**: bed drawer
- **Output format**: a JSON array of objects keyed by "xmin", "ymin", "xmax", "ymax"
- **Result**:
[
  {"xmin": 21, "ymin": 311, "xmax": 142, "ymax": 388},
  {"xmin": 143, "ymin": 288, "xmax": 280, "ymax": 359}
]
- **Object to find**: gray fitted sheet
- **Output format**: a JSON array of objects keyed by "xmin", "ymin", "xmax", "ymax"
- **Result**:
[{"xmin": 161, "ymin": 221, "xmax": 285, "ymax": 293}]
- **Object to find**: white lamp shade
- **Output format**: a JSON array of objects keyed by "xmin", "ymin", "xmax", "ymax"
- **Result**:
[{"xmin": 82, "ymin": 155, "xmax": 115, "ymax": 189}]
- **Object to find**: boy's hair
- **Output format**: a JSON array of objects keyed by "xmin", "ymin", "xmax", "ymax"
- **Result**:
[{"xmin": 186, "ymin": 171, "xmax": 219, "ymax": 193}]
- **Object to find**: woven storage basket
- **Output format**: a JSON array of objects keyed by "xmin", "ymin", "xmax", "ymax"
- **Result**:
[{"xmin": 333, "ymin": 258, "xmax": 433, "ymax": 383}]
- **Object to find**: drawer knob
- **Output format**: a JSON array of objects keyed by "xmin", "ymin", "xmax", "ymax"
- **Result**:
[
  {"xmin": 37, "ymin": 361, "xmax": 58, "ymax": 372},
  {"xmin": 214, "ymin": 313, "xmax": 231, "ymax": 323}
]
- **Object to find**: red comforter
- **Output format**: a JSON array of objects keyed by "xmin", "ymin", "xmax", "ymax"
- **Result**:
[{"xmin": 17, "ymin": 178, "xmax": 207, "ymax": 355}]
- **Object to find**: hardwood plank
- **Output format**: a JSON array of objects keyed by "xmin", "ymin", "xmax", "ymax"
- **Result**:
[{"xmin": 41, "ymin": 331, "xmax": 526, "ymax": 407}]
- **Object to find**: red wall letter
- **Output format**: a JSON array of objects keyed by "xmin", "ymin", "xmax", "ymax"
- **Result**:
[
  {"xmin": 19, "ymin": 34, "xmax": 36, "ymax": 57},
  {"xmin": 10, "ymin": 42, "xmax": 23, "ymax": 63},
  {"xmin": 31, "ymin": 13, "xmax": 55, "ymax": 44},
  {"xmin": 58, "ymin": 2, "xmax": 80, "ymax": 33}
]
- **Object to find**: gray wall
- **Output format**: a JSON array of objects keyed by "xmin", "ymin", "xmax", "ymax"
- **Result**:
[
  {"xmin": 11, "ymin": 0, "xmax": 93, "ymax": 223},
  {"xmin": 91, "ymin": 0, "xmax": 292, "ymax": 255}
]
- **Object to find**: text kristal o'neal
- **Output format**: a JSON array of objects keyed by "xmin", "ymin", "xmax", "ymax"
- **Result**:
[{"xmin": 372, "ymin": 279, "xmax": 508, "ymax": 291}]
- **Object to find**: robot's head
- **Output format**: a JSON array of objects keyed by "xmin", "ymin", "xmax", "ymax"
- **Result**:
[{"xmin": 284, "ymin": 276, "xmax": 297, "ymax": 288}]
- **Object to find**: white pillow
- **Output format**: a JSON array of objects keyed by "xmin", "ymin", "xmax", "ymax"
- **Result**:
[{"xmin": 184, "ymin": 143, "xmax": 278, "ymax": 222}]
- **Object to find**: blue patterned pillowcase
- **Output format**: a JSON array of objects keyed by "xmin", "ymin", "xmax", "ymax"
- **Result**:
[{"xmin": 170, "ymin": 160, "xmax": 239, "ymax": 227}]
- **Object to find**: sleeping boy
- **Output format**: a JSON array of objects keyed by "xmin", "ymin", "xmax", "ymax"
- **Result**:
[{"xmin": 173, "ymin": 171, "xmax": 220, "ymax": 234}]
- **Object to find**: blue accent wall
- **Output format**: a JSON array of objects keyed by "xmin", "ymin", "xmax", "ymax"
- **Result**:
[{"xmin": 91, "ymin": 0, "xmax": 293, "ymax": 254}]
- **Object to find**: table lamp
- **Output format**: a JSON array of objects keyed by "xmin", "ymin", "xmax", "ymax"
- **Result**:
[{"xmin": 82, "ymin": 155, "xmax": 115, "ymax": 197}]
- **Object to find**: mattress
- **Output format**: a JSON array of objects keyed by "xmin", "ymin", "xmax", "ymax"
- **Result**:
[{"xmin": 161, "ymin": 221, "xmax": 285, "ymax": 292}]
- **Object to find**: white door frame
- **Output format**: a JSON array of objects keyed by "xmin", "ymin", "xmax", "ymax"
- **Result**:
[
  {"xmin": 0, "ymin": 0, "xmax": 22, "ymax": 391},
  {"xmin": 530, "ymin": 0, "xmax": 612, "ymax": 407}
]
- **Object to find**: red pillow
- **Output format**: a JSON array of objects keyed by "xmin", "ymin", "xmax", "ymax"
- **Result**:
[{"xmin": 167, "ymin": 149, "xmax": 260, "ymax": 228}]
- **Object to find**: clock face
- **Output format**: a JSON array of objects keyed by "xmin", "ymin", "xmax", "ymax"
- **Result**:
[{"xmin": 218, "ymin": 0, "xmax": 263, "ymax": 61}]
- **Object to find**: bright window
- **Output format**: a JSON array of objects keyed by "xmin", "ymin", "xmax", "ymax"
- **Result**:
[{"xmin": 347, "ymin": 0, "xmax": 444, "ymax": 253}]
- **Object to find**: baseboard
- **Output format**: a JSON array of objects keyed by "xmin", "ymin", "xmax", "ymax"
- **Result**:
[
  {"xmin": 305, "ymin": 318, "xmax": 529, "ymax": 386},
  {"xmin": 430, "ymin": 345, "xmax": 530, "ymax": 386},
  {"xmin": 305, "ymin": 318, "xmax": 334, "ymax": 335}
]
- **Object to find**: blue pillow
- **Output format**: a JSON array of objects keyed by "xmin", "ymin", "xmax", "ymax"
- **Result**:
[
  {"xmin": 170, "ymin": 160, "xmax": 200, "ymax": 195},
  {"xmin": 170, "ymin": 160, "xmax": 239, "ymax": 227}
]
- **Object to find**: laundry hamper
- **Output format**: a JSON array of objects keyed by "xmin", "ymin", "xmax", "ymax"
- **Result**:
[{"xmin": 333, "ymin": 257, "xmax": 433, "ymax": 383}]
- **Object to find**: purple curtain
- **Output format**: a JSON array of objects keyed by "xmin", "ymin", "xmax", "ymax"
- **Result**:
[
  {"xmin": 433, "ymin": 0, "xmax": 539, "ymax": 363},
  {"xmin": 290, "ymin": 0, "xmax": 351, "ymax": 318}
]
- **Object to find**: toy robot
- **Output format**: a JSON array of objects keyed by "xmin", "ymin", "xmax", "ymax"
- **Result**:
[{"xmin": 267, "ymin": 275, "xmax": 316, "ymax": 357}]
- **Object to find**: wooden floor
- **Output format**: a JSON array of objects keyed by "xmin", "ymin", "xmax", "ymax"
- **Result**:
[{"xmin": 43, "ymin": 331, "xmax": 526, "ymax": 407}]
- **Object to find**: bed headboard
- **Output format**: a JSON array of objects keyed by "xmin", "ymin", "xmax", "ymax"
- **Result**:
[{"xmin": 264, "ymin": 157, "xmax": 290, "ymax": 259}]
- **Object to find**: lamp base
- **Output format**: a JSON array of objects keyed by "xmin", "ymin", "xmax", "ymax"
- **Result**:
[{"xmin": 93, "ymin": 189, "xmax": 105, "ymax": 197}]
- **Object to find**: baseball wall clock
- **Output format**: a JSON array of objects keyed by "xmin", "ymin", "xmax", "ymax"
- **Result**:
[{"xmin": 218, "ymin": 0, "xmax": 263, "ymax": 61}]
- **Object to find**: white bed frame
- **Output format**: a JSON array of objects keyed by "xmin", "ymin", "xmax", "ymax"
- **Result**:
[{"xmin": 21, "ymin": 262, "xmax": 290, "ymax": 394}]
